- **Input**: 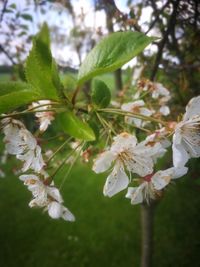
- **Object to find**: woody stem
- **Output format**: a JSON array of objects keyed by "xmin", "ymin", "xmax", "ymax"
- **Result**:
[{"xmin": 141, "ymin": 202, "xmax": 155, "ymax": 267}]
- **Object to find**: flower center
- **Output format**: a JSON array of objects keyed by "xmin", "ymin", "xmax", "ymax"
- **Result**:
[{"xmin": 143, "ymin": 174, "xmax": 154, "ymax": 182}]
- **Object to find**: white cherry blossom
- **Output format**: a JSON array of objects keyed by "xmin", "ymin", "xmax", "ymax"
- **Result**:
[
  {"xmin": 2, "ymin": 118, "xmax": 45, "ymax": 173},
  {"xmin": 121, "ymin": 100, "xmax": 154, "ymax": 127},
  {"xmin": 31, "ymin": 100, "xmax": 55, "ymax": 132},
  {"xmin": 93, "ymin": 132, "xmax": 166, "ymax": 197},
  {"xmin": 152, "ymin": 83, "xmax": 170, "ymax": 99},
  {"xmin": 172, "ymin": 96, "xmax": 200, "ymax": 167},
  {"xmin": 126, "ymin": 166, "xmax": 188, "ymax": 205},
  {"xmin": 19, "ymin": 173, "xmax": 75, "ymax": 222}
]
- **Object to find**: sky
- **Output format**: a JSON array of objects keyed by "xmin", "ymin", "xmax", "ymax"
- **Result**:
[{"xmin": 0, "ymin": 0, "xmax": 156, "ymax": 67}]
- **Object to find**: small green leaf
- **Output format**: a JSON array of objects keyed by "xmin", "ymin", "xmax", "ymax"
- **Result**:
[
  {"xmin": 25, "ymin": 23, "xmax": 59, "ymax": 100},
  {"xmin": 0, "ymin": 82, "xmax": 40, "ymax": 114},
  {"xmin": 58, "ymin": 111, "xmax": 95, "ymax": 141},
  {"xmin": 78, "ymin": 31, "xmax": 156, "ymax": 85},
  {"xmin": 21, "ymin": 14, "xmax": 33, "ymax": 21},
  {"xmin": 9, "ymin": 3, "xmax": 17, "ymax": 9},
  {"xmin": 88, "ymin": 119, "xmax": 100, "ymax": 144},
  {"xmin": 91, "ymin": 79, "xmax": 111, "ymax": 108}
]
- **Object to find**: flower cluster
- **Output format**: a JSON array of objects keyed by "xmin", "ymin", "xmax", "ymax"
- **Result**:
[
  {"xmin": 20, "ymin": 173, "xmax": 75, "ymax": 221},
  {"xmin": 1, "ymin": 117, "xmax": 75, "ymax": 222},
  {"xmin": 93, "ymin": 132, "xmax": 166, "ymax": 197},
  {"xmin": 2, "ymin": 118, "xmax": 45, "ymax": 172},
  {"xmin": 1, "ymin": 80, "xmax": 200, "ymax": 219},
  {"xmin": 92, "ymin": 95, "xmax": 200, "ymax": 205}
]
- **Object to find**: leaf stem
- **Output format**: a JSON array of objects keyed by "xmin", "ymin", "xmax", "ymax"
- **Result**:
[
  {"xmin": 46, "ymin": 137, "xmax": 73, "ymax": 164},
  {"xmin": 0, "ymin": 107, "xmax": 66, "ymax": 119},
  {"xmin": 98, "ymin": 108, "xmax": 167, "ymax": 126}
]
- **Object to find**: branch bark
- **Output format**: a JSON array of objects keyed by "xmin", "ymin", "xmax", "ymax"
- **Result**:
[
  {"xmin": 141, "ymin": 203, "xmax": 155, "ymax": 267},
  {"xmin": 150, "ymin": 0, "xmax": 180, "ymax": 81}
]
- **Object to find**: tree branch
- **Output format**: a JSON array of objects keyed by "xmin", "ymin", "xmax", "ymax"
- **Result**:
[
  {"xmin": 0, "ymin": 44, "xmax": 16, "ymax": 65},
  {"xmin": 150, "ymin": 0, "xmax": 180, "ymax": 81}
]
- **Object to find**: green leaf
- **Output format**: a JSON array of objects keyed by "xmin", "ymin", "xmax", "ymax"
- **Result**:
[
  {"xmin": 58, "ymin": 111, "xmax": 95, "ymax": 141},
  {"xmin": 0, "ymin": 82, "xmax": 40, "ymax": 114},
  {"xmin": 21, "ymin": 14, "xmax": 33, "ymax": 21},
  {"xmin": 78, "ymin": 31, "xmax": 156, "ymax": 85},
  {"xmin": 91, "ymin": 79, "xmax": 111, "ymax": 108},
  {"xmin": 25, "ymin": 23, "xmax": 59, "ymax": 100},
  {"xmin": 9, "ymin": 3, "xmax": 17, "ymax": 9},
  {"xmin": 52, "ymin": 59, "xmax": 64, "ymax": 98}
]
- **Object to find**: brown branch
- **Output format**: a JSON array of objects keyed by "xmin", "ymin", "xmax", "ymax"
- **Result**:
[
  {"xmin": 141, "ymin": 203, "xmax": 155, "ymax": 267},
  {"xmin": 150, "ymin": 0, "xmax": 180, "ymax": 81},
  {"xmin": 145, "ymin": 0, "xmax": 170, "ymax": 34},
  {"xmin": 0, "ymin": 44, "xmax": 16, "ymax": 65},
  {"xmin": 0, "ymin": 0, "xmax": 8, "ymax": 23},
  {"xmin": 141, "ymin": 2, "xmax": 180, "ymax": 267}
]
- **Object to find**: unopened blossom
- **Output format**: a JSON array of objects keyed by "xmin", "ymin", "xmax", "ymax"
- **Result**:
[
  {"xmin": 158, "ymin": 95, "xmax": 171, "ymax": 116},
  {"xmin": 173, "ymin": 96, "xmax": 200, "ymax": 167},
  {"xmin": 121, "ymin": 100, "xmax": 154, "ymax": 127},
  {"xmin": 93, "ymin": 132, "xmax": 166, "ymax": 197},
  {"xmin": 159, "ymin": 105, "xmax": 170, "ymax": 116},
  {"xmin": 2, "ymin": 118, "xmax": 45, "ymax": 173},
  {"xmin": 19, "ymin": 173, "xmax": 75, "ymax": 222},
  {"xmin": 152, "ymin": 83, "xmax": 170, "ymax": 99},
  {"xmin": 31, "ymin": 100, "xmax": 55, "ymax": 132},
  {"xmin": 126, "ymin": 166, "xmax": 188, "ymax": 205}
]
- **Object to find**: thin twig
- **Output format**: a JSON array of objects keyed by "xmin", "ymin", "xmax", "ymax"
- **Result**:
[
  {"xmin": 0, "ymin": 44, "xmax": 16, "ymax": 65},
  {"xmin": 0, "ymin": 0, "xmax": 8, "ymax": 23},
  {"xmin": 150, "ymin": 0, "xmax": 180, "ymax": 81}
]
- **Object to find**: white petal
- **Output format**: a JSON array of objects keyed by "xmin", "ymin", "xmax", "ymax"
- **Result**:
[
  {"xmin": 121, "ymin": 100, "xmax": 144, "ymax": 112},
  {"xmin": 111, "ymin": 133, "xmax": 137, "ymax": 153},
  {"xmin": 5, "ymin": 143, "xmax": 24, "ymax": 155},
  {"xmin": 159, "ymin": 105, "xmax": 170, "ymax": 116},
  {"xmin": 171, "ymin": 166, "xmax": 188, "ymax": 179},
  {"xmin": 132, "ymin": 118, "xmax": 142, "ymax": 127},
  {"xmin": 184, "ymin": 96, "xmax": 200, "ymax": 121},
  {"xmin": 103, "ymin": 163, "xmax": 129, "ymax": 197},
  {"xmin": 172, "ymin": 134, "xmax": 189, "ymax": 167},
  {"xmin": 92, "ymin": 151, "xmax": 116, "ymax": 173},
  {"xmin": 125, "ymin": 186, "xmax": 144, "ymax": 205},
  {"xmin": 47, "ymin": 187, "xmax": 63, "ymax": 203},
  {"xmin": 151, "ymin": 169, "xmax": 173, "ymax": 190},
  {"xmin": 48, "ymin": 201, "xmax": 62, "ymax": 219},
  {"xmin": 17, "ymin": 150, "xmax": 34, "ymax": 172},
  {"xmin": 19, "ymin": 174, "xmax": 39, "ymax": 183},
  {"xmin": 127, "ymin": 153, "xmax": 153, "ymax": 177},
  {"xmin": 62, "ymin": 207, "xmax": 75, "ymax": 222},
  {"xmin": 140, "ymin": 107, "xmax": 154, "ymax": 117}
]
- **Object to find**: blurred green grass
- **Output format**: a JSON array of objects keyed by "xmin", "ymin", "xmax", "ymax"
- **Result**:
[{"xmin": 0, "ymin": 157, "xmax": 200, "ymax": 267}]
